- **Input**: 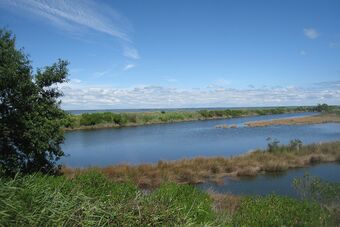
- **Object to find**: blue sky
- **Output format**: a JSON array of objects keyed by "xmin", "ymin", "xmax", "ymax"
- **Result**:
[{"xmin": 1, "ymin": 0, "xmax": 340, "ymax": 109}]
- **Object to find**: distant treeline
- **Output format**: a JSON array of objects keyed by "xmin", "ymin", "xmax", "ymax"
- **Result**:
[{"xmin": 63, "ymin": 104, "xmax": 337, "ymax": 130}]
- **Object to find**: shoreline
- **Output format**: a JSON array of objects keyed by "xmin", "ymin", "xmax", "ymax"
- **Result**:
[
  {"xmin": 63, "ymin": 114, "xmax": 254, "ymax": 131},
  {"xmin": 245, "ymin": 113, "xmax": 340, "ymax": 127},
  {"xmin": 63, "ymin": 109, "xmax": 312, "ymax": 131},
  {"xmin": 62, "ymin": 140, "xmax": 340, "ymax": 188}
]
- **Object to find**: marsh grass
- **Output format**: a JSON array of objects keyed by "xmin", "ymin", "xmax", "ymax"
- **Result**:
[
  {"xmin": 245, "ymin": 113, "xmax": 340, "ymax": 127},
  {"xmin": 63, "ymin": 141, "xmax": 340, "ymax": 189}
]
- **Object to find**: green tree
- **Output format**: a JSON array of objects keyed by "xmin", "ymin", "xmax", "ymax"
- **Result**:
[
  {"xmin": 0, "ymin": 29, "xmax": 69, "ymax": 175},
  {"xmin": 315, "ymin": 103, "xmax": 332, "ymax": 112}
]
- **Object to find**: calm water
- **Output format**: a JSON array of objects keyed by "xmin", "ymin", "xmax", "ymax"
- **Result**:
[
  {"xmin": 197, "ymin": 163, "xmax": 340, "ymax": 197},
  {"xmin": 61, "ymin": 112, "xmax": 340, "ymax": 167}
]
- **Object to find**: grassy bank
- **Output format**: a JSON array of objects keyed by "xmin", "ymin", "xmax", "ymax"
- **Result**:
[
  {"xmin": 0, "ymin": 171, "xmax": 337, "ymax": 226},
  {"xmin": 62, "ymin": 140, "xmax": 340, "ymax": 188},
  {"xmin": 63, "ymin": 106, "xmax": 315, "ymax": 131},
  {"xmin": 245, "ymin": 113, "xmax": 340, "ymax": 127}
]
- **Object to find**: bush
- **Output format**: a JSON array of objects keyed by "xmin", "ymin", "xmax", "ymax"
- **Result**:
[
  {"xmin": 314, "ymin": 103, "xmax": 332, "ymax": 112},
  {"xmin": 266, "ymin": 138, "xmax": 304, "ymax": 153}
]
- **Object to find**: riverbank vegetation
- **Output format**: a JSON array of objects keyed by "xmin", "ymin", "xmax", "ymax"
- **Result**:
[
  {"xmin": 245, "ymin": 112, "xmax": 340, "ymax": 127},
  {"xmin": 63, "ymin": 104, "xmax": 339, "ymax": 131},
  {"xmin": 1, "ymin": 171, "xmax": 338, "ymax": 226},
  {"xmin": 62, "ymin": 140, "xmax": 340, "ymax": 188}
]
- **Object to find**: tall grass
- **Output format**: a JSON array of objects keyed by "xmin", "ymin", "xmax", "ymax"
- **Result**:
[
  {"xmin": 231, "ymin": 195, "xmax": 332, "ymax": 226},
  {"xmin": 0, "ymin": 172, "xmax": 214, "ymax": 226},
  {"xmin": 293, "ymin": 174, "xmax": 340, "ymax": 224},
  {"xmin": 0, "ymin": 172, "xmax": 335, "ymax": 226}
]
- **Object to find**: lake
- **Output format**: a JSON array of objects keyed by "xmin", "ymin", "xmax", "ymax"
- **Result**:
[
  {"xmin": 61, "ymin": 112, "xmax": 340, "ymax": 167},
  {"xmin": 197, "ymin": 163, "xmax": 340, "ymax": 197}
]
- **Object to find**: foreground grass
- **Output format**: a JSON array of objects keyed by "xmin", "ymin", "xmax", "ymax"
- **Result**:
[
  {"xmin": 63, "ymin": 141, "xmax": 340, "ymax": 188},
  {"xmin": 0, "ymin": 172, "xmax": 335, "ymax": 226},
  {"xmin": 63, "ymin": 106, "xmax": 313, "ymax": 131},
  {"xmin": 245, "ymin": 113, "xmax": 340, "ymax": 127}
]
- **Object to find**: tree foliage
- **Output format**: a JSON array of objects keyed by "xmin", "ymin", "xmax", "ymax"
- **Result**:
[
  {"xmin": 314, "ymin": 103, "xmax": 332, "ymax": 112},
  {"xmin": 0, "ymin": 29, "xmax": 68, "ymax": 175}
]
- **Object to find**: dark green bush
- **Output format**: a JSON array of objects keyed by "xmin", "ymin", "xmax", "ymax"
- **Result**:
[{"xmin": 0, "ymin": 29, "xmax": 68, "ymax": 175}]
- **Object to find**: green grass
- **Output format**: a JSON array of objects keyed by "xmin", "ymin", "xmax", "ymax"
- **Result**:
[
  {"xmin": 232, "ymin": 195, "xmax": 332, "ymax": 226},
  {"xmin": 0, "ymin": 172, "xmax": 214, "ymax": 226},
  {"xmin": 0, "ymin": 171, "xmax": 336, "ymax": 226}
]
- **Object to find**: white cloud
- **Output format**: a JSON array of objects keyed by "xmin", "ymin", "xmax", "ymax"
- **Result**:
[
  {"xmin": 93, "ymin": 69, "xmax": 111, "ymax": 78},
  {"xmin": 0, "ymin": 0, "xmax": 139, "ymax": 59},
  {"xmin": 123, "ymin": 46, "xmax": 140, "ymax": 59},
  {"xmin": 60, "ymin": 81, "xmax": 340, "ymax": 109},
  {"xmin": 303, "ymin": 28, "xmax": 319, "ymax": 39},
  {"xmin": 123, "ymin": 64, "xmax": 136, "ymax": 71}
]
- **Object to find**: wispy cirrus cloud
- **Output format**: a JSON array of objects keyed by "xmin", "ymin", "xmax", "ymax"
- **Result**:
[
  {"xmin": 60, "ymin": 81, "xmax": 340, "ymax": 109},
  {"xmin": 123, "ymin": 64, "xmax": 136, "ymax": 71},
  {"xmin": 0, "ymin": 0, "xmax": 139, "ymax": 59},
  {"xmin": 123, "ymin": 46, "xmax": 140, "ymax": 60},
  {"xmin": 93, "ymin": 69, "xmax": 112, "ymax": 78},
  {"xmin": 303, "ymin": 28, "xmax": 319, "ymax": 39}
]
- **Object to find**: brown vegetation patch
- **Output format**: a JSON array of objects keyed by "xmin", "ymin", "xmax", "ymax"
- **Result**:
[
  {"xmin": 245, "ymin": 114, "xmax": 340, "ymax": 127},
  {"xmin": 208, "ymin": 190, "xmax": 242, "ymax": 215}
]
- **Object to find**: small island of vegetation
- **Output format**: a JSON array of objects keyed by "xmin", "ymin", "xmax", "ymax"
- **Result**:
[{"xmin": 245, "ymin": 106, "xmax": 340, "ymax": 127}]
